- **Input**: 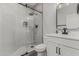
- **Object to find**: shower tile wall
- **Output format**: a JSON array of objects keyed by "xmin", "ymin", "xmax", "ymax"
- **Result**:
[{"xmin": 34, "ymin": 11, "xmax": 43, "ymax": 44}]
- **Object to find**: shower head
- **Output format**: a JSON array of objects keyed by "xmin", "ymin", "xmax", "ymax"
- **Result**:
[
  {"xmin": 29, "ymin": 12, "xmax": 38, "ymax": 16},
  {"xmin": 29, "ymin": 13, "xmax": 34, "ymax": 16}
]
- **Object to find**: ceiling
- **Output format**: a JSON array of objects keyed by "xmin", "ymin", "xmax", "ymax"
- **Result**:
[
  {"xmin": 20, "ymin": 3, "xmax": 43, "ymax": 13},
  {"xmin": 27, "ymin": 3, "xmax": 38, "ymax": 8}
]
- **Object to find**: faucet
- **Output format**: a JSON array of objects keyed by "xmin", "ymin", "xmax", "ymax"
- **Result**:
[
  {"xmin": 56, "ymin": 27, "xmax": 69, "ymax": 35},
  {"xmin": 62, "ymin": 28, "xmax": 68, "ymax": 34}
]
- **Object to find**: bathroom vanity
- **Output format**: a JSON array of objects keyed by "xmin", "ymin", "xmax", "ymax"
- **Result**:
[
  {"xmin": 44, "ymin": 3, "xmax": 79, "ymax": 56},
  {"xmin": 44, "ymin": 33, "xmax": 79, "ymax": 56}
]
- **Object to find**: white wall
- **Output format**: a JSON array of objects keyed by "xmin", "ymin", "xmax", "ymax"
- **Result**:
[
  {"xmin": 0, "ymin": 3, "xmax": 33, "ymax": 56},
  {"xmin": 43, "ymin": 3, "xmax": 56, "ymax": 35}
]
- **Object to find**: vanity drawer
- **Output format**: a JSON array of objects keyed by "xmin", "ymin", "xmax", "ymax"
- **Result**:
[{"xmin": 62, "ymin": 38, "xmax": 79, "ymax": 50}]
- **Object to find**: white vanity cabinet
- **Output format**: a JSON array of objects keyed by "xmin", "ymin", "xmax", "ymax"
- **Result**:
[
  {"xmin": 60, "ymin": 45, "xmax": 79, "ymax": 56},
  {"xmin": 44, "ymin": 37, "xmax": 61, "ymax": 56},
  {"xmin": 44, "ymin": 35, "xmax": 79, "ymax": 56},
  {"xmin": 46, "ymin": 41, "xmax": 59, "ymax": 56}
]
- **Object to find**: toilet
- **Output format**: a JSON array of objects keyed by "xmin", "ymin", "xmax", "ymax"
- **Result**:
[
  {"xmin": 34, "ymin": 44, "xmax": 46, "ymax": 56},
  {"xmin": 12, "ymin": 44, "xmax": 46, "ymax": 56}
]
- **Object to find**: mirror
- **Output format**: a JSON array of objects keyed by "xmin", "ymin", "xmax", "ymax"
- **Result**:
[{"xmin": 56, "ymin": 3, "xmax": 79, "ymax": 32}]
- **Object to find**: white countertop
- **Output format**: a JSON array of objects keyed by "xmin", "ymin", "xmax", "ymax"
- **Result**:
[{"xmin": 45, "ymin": 33, "xmax": 79, "ymax": 41}]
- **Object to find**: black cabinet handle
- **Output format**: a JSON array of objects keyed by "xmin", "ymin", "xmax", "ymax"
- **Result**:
[
  {"xmin": 56, "ymin": 47, "xmax": 58, "ymax": 54},
  {"xmin": 59, "ymin": 48, "xmax": 61, "ymax": 55},
  {"xmin": 56, "ymin": 47, "xmax": 61, "ymax": 55}
]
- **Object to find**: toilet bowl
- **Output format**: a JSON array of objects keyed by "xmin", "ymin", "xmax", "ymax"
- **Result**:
[{"xmin": 34, "ymin": 44, "xmax": 46, "ymax": 56}]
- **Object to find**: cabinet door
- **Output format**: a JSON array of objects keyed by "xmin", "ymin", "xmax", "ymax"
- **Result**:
[
  {"xmin": 46, "ymin": 41, "xmax": 59, "ymax": 56},
  {"xmin": 60, "ymin": 45, "xmax": 79, "ymax": 56}
]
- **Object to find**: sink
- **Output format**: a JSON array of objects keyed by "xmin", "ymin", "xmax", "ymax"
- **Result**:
[{"xmin": 68, "ymin": 31, "xmax": 79, "ymax": 37}]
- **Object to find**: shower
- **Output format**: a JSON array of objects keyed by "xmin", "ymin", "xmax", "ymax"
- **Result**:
[{"xmin": 19, "ymin": 3, "xmax": 43, "ymax": 45}]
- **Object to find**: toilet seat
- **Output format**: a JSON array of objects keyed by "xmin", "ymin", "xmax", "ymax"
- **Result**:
[{"xmin": 34, "ymin": 44, "xmax": 46, "ymax": 52}]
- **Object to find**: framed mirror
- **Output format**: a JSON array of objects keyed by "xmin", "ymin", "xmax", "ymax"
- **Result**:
[{"xmin": 56, "ymin": 3, "xmax": 79, "ymax": 33}]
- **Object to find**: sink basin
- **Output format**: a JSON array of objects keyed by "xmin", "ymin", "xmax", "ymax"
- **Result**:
[
  {"xmin": 68, "ymin": 31, "xmax": 79, "ymax": 37},
  {"xmin": 57, "ymin": 30, "xmax": 79, "ymax": 38}
]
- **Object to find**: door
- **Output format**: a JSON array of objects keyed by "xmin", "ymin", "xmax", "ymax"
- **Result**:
[{"xmin": 60, "ymin": 45, "xmax": 79, "ymax": 56}]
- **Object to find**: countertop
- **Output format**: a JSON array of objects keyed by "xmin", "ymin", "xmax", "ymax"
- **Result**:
[{"xmin": 45, "ymin": 33, "xmax": 79, "ymax": 41}]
